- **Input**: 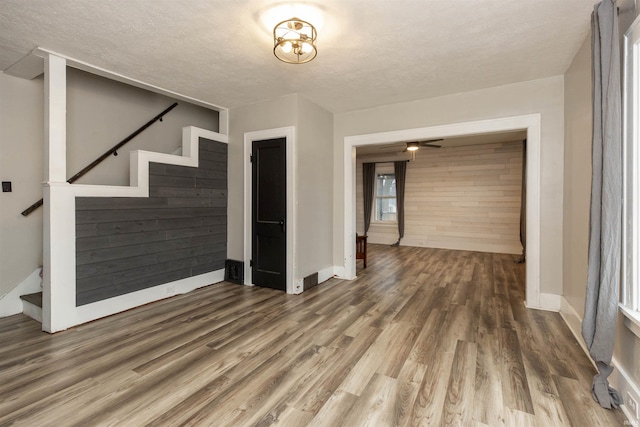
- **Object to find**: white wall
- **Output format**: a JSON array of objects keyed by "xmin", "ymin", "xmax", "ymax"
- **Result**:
[
  {"xmin": 66, "ymin": 68, "xmax": 218, "ymax": 186},
  {"xmin": 0, "ymin": 73, "xmax": 44, "ymax": 300},
  {"xmin": 334, "ymin": 76, "xmax": 564, "ymax": 295},
  {"xmin": 228, "ymin": 94, "xmax": 298, "ymax": 262},
  {"xmin": 296, "ymin": 96, "xmax": 334, "ymax": 280},
  {"xmin": 0, "ymin": 69, "xmax": 218, "ymax": 308},
  {"xmin": 228, "ymin": 94, "xmax": 334, "ymax": 287},
  {"xmin": 356, "ymin": 141, "xmax": 524, "ymax": 254},
  {"xmin": 562, "ymin": 35, "xmax": 592, "ymax": 317}
]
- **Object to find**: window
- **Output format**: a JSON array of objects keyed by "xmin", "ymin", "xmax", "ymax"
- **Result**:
[
  {"xmin": 374, "ymin": 167, "xmax": 397, "ymax": 222},
  {"xmin": 622, "ymin": 16, "xmax": 640, "ymax": 334}
]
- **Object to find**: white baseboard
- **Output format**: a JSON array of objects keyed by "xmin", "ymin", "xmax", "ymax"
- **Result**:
[
  {"xmin": 55, "ymin": 269, "xmax": 225, "ymax": 332},
  {"xmin": 524, "ymin": 292, "xmax": 561, "ymax": 312},
  {"xmin": 559, "ymin": 297, "xmax": 585, "ymax": 348},
  {"xmin": 0, "ymin": 268, "xmax": 42, "ymax": 318},
  {"xmin": 611, "ymin": 358, "xmax": 640, "ymax": 424},
  {"xmin": 333, "ymin": 265, "xmax": 347, "ymax": 280},
  {"xmin": 560, "ymin": 297, "xmax": 639, "ymax": 426},
  {"xmin": 559, "ymin": 298, "xmax": 596, "ymax": 369},
  {"xmin": 300, "ymin": 266, "xmax": 345, "ymax": 292},
  {"xmin": 537, "ymin": 292, "xmax": 562, "ymax": 311},
  {"xmin": 318, "ymin": 266, "xmax": 338, "ymax": 284}
]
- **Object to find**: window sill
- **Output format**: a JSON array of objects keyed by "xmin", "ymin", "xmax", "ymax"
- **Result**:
[
  {"xmin": 371, "ymin": 221, "xmax": 397, "ymax": 227},
  {"xmin": 619, "ymin": 304, "xmax": 640, "ymax": 339}
]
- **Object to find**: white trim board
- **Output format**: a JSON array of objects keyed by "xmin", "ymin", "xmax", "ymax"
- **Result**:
[
  {"xmin": 341, "ymin": 114, "xmax": 543, "ymax": 309},
  {"xmin": 243, "ymin": 127, "xmax": 297, "ymax": 294},
  {"xmin": 76, "ymin": 270, "xmax": 225, "ymax": 325},
  {"xmin": 317, "ymin": 266, "xmax": 338, "ymax": 285},
  {"xmin": 538, "ymin": 293, "xmax": 562, "ymax": 312},
  {"xmin": 32, "ymin": 47, "xmax": 227, "ymax": 114},
  {"xmin": 620, "ymin": 304, "xmax": 640, "ymax": 338}
]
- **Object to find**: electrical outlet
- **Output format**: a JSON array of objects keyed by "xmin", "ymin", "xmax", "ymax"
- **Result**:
[{"xmin": 628, "ymin": 392, "xmax": 639, "ymax": 419}]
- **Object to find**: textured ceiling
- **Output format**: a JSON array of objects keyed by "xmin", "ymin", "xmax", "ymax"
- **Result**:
[{"xmin": 0, "ymin": 0, "xmax": 596, "ymax": 113}]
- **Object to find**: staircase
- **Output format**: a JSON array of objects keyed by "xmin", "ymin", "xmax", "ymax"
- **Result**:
[{"xmin": 20, "ymin": 292, "xmax": 42, "ymax": 323}]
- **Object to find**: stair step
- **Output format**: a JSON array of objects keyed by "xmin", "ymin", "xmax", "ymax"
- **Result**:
[
  {"xmin": 21, "ymin": 292, "xmax": 43, "ymax": 324},
  {"xmin": 20, "ymin": 292, "xmax": 43, "ymax": 308}
]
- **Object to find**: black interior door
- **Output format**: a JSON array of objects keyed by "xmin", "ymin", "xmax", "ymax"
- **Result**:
[{"xmin": 252, "ymin": 138, "xmax": 286, "ymax": 291}]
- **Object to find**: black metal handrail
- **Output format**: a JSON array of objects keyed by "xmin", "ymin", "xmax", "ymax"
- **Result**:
[{"xmin": 21, "ymin": 102, "xmax": 179, "ymax": 217}]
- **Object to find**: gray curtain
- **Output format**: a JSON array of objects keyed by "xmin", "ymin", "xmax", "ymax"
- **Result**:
[
  {"xmin": 363, "ymin": 163, "xmax": 376, "ymax": 234},
  {"xmin": 392, "ymin": 161, "xmax": 407, "ymax": 246},
  {"xmin": 516, "ymin": 140, "xmax": 527, "ymax": 263},
  {"xmin": 582, "ymin": 0, "xmax": 623, "ymax": 410}
]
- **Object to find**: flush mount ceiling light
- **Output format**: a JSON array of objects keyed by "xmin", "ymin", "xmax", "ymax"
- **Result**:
[{"xmin": 273, "ymin": 18, "xmax": 317, "ymax": 64}]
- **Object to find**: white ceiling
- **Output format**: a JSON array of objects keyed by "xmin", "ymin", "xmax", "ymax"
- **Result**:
[{"xmin": 0, "ymin": 0, "xmax": 596, "ymax": 113}]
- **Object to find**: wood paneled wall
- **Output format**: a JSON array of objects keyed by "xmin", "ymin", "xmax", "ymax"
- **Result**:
[
  {"xmin": 75, "ymin": 138, "xmax": 227, "ymax": 306},
  {"xmin": 356, "ymin": 141, "xmax": 523, "ymax": 254}
]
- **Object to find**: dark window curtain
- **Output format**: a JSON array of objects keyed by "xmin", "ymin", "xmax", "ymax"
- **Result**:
[
  {"xmin": 392, "ymin": 160, "xmax": 407, "ymax": 246},
  {"xmin": 516, "ymin": 139, "xmax": 527, "ymax": 263},
  {"xmin": 362, "ymin": 163, "xmax": 376, "ymax": 235},
  {"xmin": 582, "ymin": 0, "xmax": 623, "ymax": 409}
]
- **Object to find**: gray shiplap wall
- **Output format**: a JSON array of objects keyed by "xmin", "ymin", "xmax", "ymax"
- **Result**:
[{"xmin": 75, "ymin": 138, "xmax": 227, "ymax": 306}]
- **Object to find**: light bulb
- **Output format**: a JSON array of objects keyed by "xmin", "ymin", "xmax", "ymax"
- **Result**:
[
  {"xmin": 281, "ymin": 41, "xmax": 292, "ymax": 53},
  {"xmin": 301, "ymin": 42, "xmax": 313, "ymax": 54}
]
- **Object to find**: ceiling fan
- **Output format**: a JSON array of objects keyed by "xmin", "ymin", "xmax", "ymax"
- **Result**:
[
  {"xmin": 376, "ymin": 138, "xmax": 444, "ymax": 152},
  {"xmin": 404, "ymin": 139, "xmax": 443, "ymax": 152}
]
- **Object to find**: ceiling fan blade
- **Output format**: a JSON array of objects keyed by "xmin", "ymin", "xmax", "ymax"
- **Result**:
[
  {"xmin": 419, "ymin": 138, "xmax": 443, "ymax": 148},
  {"xmin": 376, "ymin": 143, "xmax": 405, "ymax": 149}
]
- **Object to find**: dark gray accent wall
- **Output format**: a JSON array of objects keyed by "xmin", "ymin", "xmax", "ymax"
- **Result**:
[{"xmin": 75, "ymin": 138, "xmax": 227, "ymax": 306}]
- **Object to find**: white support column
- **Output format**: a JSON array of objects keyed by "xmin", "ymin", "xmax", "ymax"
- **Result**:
[
  {"xmin": 44, "ymin": 54, "xmax": 66, "ymax": 183},
  {"xmin": 218, "ymin": 109, "xmax": 229, "ymax": 135},
  {"xmin": 42, "ymin": 53, "xmax": 71, "ymax": 332}
]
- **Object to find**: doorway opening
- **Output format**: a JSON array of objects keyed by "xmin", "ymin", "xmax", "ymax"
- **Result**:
[{"xmin": 342, "ymin": 115, "xmax": 543, "ymax": 309}]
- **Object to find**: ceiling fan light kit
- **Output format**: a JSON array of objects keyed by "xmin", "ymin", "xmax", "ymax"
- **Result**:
[
  {"xmin": 403, "ymin": 139, "xmax": 443, "ymax": 152},
  {"xmin": 406, "ymin": 141, "xmax": 420, "ymax": 151}
]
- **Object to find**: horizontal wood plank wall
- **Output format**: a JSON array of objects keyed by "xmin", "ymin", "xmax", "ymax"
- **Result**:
[
  {"xmin": 75, "ymin": 138, "xmax": 227, "ymax": 306},
  {"xmin": 356, "ymin": 141, "xmax": 523, "ymax": 254}
]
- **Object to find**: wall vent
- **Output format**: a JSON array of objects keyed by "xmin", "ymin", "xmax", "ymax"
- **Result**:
[
  {"xmin": 225, "ymin": 259, "xmax": 244, "ymax": 284},
  {"xmin": 303, "ymin": 272, "xmax": 319, "ymax": 290}
]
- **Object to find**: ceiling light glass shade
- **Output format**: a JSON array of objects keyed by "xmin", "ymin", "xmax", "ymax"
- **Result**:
[
  {"xmin": 406, "ymin": 142, "xmax": 419, "ymax": 151},
  {"xmin": 281, "ymin": 41, "xmax": 292, "ymax": 53},
  {"xmin": 274, "ymin": 18, "xmax": 317, "ymax": 64}
]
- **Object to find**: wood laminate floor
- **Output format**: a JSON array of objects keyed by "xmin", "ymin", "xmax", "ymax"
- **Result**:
[{"xmin": 0, "ymin": 245, "xmax": 628, "ymax": 426}]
